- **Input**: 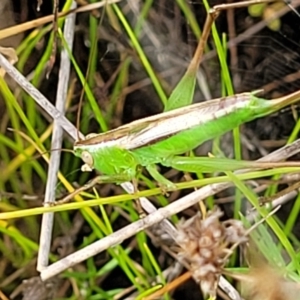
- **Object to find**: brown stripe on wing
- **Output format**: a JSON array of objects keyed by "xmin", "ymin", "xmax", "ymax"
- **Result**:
[{"xmin": 74, "ymin": 121, "xmax": 152, "ymax": 145}]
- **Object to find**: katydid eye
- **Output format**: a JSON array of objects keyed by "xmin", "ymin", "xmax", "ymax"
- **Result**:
[{"xmin": 81, "ymin": 151, "xmax": 93, "ymax": 167}]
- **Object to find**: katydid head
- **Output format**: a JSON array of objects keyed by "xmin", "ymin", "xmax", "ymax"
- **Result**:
[
  {"xmin": 73, "ymin": 131, "xmax": 123, "ymax": 173},
  {"xmin": 73, "ymin": 133, "xmax": 101, "ymax": 171},
  {"xmin": 74, "ymin": 132, "xmax": 140, "ymax": 180},
  {"xmin": 73, "ymin": 145, "xmax": 94, "ymax": 172}
]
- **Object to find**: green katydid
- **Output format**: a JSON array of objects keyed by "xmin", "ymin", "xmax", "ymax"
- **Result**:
[
  {"xmin": 72, "ymin": 0, "xmax": 300, "ymax": 194},
  {"xmin": 73, "ymin": 90, "xmax": 300, "ymax": 190}
]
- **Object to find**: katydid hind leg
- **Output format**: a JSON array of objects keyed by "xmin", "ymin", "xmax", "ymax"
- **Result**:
[
  {"xmin": 131, "ymin": 177, "xmax": 147, "ymax": 218},
  {"xmin": 161, "ymin": 155, "xmax": 273, "ymax": 174}
]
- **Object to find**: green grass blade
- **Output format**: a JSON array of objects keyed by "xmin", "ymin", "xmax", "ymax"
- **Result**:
[{"xmin": 113, "ymin": 3, "xmax": 167, "ymax": 106}]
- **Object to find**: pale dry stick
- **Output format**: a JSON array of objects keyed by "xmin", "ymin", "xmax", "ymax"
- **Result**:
[
  {"xmin": 0, "ymin": 0, "xmax": 122, "ymax": 41},
  {"xmin": 0, "ymin": 291, "xmax": 9, "ymax": 300},
  {"xmin": 0, "ymin": 191, "xmax": 40, "ymax": 201},
  {"xmin": 219, "ymin": 277, "xmax": 242, "ymax": 300},
  {"xmin": 46, "ymin": 0, "xmax": 60, "ymax": 77},
  {"xmin": 225, "ymin": 206, "xmax": 281, "ymax": 263},
  {"xmin": 39, "ymin": 183, "xmax": 233, "ymax": 280},
  {"xmin": 37, "ymin": 0, "xmax": 77, "ymax": 272},
  {"xmin": 37, "ymin": 0, "xmax": 43, "ymax": 11},
  {"xmin": 260, "ymin": 180, "xmax": 300, "ymax": 204},
  {"xmin": 247, "ymin": 189, "xmax": 299, "ymax": 223},
  {"xmin": 215, "ymin": 174, "xmax": 300, "ymax": 204},
  {"xmin": 0, "ymin": 53, "xmax": 81, "ymax": 139}
]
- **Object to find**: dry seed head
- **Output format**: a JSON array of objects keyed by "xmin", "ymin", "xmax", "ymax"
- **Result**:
[
  {"xmin": 234, "ymin": 263, "xmax": 300, "ymax": 300},
  {"xmin": 176, "ymin": 207, "xmax": 247, "ymax": 297}
]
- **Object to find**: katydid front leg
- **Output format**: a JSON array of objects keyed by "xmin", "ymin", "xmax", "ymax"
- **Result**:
[{"xmin": 54, "ymin": 173, "xmax": 134, "ymax": 205}]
